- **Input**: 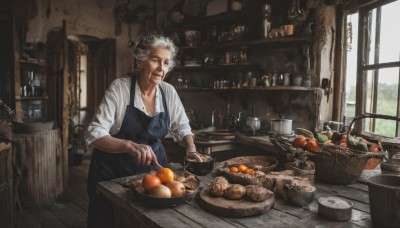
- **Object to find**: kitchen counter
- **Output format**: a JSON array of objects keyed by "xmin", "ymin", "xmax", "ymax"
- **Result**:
[
  {"xmin": 97, "ymin": 171, "xmax": 373, "ymax": 228},
  {"xmin": 195, "ymin": 134, "xmax": 281, "ymax": 156}
]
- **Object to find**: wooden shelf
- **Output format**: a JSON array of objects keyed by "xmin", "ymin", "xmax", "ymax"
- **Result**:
[
  {"xmin": 20, "ymin": 59, "xmax": 46, "ymax": 68},
  {"xmin": 176, "ymin": 86, "xmax": 318, "ymax": 92},
  {"xmin": 179, "ymin": 36, "xmax": 312, "ymax": 50},
  {"xmin": 174, "ymin": 63, "xmax": 252, "ymax": 71},
  {"xmin": 15, "ymin": 96, "xmax": 48, "ymax": 101}
]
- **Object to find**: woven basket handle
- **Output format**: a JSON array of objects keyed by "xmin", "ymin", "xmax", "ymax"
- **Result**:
[
  {"xmin": 364, "ymin": 151, "xmax": 386, "ymax": 159},
  {"xmin": 346, "ymin": 113, "xmax": 400, "ymax": 140}
]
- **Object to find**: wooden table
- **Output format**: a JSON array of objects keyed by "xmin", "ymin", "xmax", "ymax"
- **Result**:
[{"xmin": 97, "ymin": 171, "xmax": 374, "ymax": 228}]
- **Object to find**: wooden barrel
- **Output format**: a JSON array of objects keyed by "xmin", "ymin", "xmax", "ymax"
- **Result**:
[{"xmin": 13, "ymin": 128, "xmax": 63, "ymax": 209}]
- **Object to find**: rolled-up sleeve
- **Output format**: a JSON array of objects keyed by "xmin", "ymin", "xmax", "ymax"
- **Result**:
[
  {"xmin": 85, "ymin": 80, "xmax": 126, "ymax": 146},
  {"xmin": 162, "ymin": 83, "xmax": 193, "ymax": 141}
]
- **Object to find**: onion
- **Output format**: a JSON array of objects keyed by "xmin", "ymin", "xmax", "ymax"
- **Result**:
[
  {"xmin": 149, "ymin": 185, "xmax": 172, "ymax": 198},
  {"xmin": 166, "ymin": 181, "xmax": 186, "ymax": 197}
]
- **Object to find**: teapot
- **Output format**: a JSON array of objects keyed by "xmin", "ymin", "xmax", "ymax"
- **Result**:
[{"xmin": 246, "ymin": 104, "xmax": 261, "ymax": 135}]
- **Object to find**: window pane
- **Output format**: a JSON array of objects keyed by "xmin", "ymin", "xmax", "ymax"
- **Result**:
[
  {"xmin": 364, "ymin": 67, "xmax": 399, "ymax": 136},
  {"xmin": 376, "ymin": 67, "xmax": 399, "ymax": 116},
  {"xmin": 367, "ymin": 9, "xmax": 377, "ymax": 65},
  {"xmin": 365, "ymin": 70, "xmax": 375, "ymax": 114},
  {"xmin": 374, "ymin": 119, "xmax": 396, "ymax": 137},
  {"xmin": 379, "ymin": 1, "xmax": 400, "ymax": 63},
  {"xmin": 344, "ymin": 13, "xmax": 359, "ymax": 117}
]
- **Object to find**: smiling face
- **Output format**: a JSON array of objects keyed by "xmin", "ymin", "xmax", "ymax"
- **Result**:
[{"xmin": 138, "ymin": 47, "xmax": 171, "ymax": 86}]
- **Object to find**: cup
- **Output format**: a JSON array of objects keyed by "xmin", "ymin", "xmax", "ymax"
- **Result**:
[
  {"xmin": 271, "ymin": 28, "xmax": 279, "ymax": 38},
  {"xmin": 284, "ymin": 24, "xmax": 294, "ymax": 36}
]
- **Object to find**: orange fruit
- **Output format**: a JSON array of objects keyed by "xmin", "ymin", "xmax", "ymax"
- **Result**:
[
  {"xmin": 244, "ymin": 168, "xmax": 255, "ymax": 175},
  {"xmin": 369, "ymin": 143, "xmax": 380, "ymax": 152},
  {"xmin": 156, "ymin": 168, "xmax": 175, "ymax": 184},
  {"xmin": 142, "ymin": 174, "xmax": 161, "ymax": 191},
  {"xmin": 305, "ymin": 139, "xmax": 319, "ymax": 153},
  {"xmin": 292, "ymin": 135, "xmax": 309, "ymax": 148},
  {"xmin": 229, "ymin": 167, "xmax": 239, "ymax": 173},
  {"xmin": 237, "ymin": 164, "xmax": 247, "ymax": 173}
]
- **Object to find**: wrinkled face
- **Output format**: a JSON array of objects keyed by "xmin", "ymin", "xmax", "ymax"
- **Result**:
[{"xmin": 138, "ymin": 47, "xmax": 171, "ymax": 85}]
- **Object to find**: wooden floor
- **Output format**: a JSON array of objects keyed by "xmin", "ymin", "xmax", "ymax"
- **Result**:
[{"xmin": 14, "ymin": 155, "xmax": 91, "ymax": 228}]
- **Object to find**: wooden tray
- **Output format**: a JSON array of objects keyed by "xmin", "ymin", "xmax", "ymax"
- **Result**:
[
  {"xmin": 128, "ymin": 172, "xmax": 200, "ymax": 208},
  {"xmin": 197, "ymin": 188, "xmax": 275, "ymax": 217},
  {"xmin": 216, "ymin": 156, "xmax": 278, "ymax": 185}
]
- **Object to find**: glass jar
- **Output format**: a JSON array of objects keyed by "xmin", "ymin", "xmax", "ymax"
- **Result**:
[{"xmin": 303, "ymin": 75, "xmax": 311, "ymax": 88}]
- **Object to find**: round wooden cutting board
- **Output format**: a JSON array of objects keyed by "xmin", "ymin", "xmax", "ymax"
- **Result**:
[{"xmin": 197, "ymin": 188, "xmax": 275, "ymax": 217}]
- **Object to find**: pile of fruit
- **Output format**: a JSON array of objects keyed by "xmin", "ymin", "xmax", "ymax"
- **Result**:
[
  {"xmin": 229, "ymin": 164, "xmax": 258, "ymax": 176},
  {"xmin": 132, "ymin": 168, "xmax": 198, "ymax": 198},
  {"xmin": 292, "ymin": 128, "xmax": 382, "ymax": 153},
  {"xmin": 291, "ymin": 128, "xmax": 383, "ymax": 170}
]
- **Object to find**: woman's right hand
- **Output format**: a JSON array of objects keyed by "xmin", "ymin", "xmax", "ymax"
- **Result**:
[{"xmin": 124, "ymin": 140, "xmax": 162, "ymax": 168}]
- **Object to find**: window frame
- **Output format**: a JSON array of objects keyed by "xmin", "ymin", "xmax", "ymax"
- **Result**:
[{"xmin": 336, "ymin": 0, "xmax": 400, "ymax": 139}]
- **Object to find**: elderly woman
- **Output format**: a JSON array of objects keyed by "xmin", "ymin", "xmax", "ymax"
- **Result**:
[{"xmin": 85, "ymin": 35, "xmax": 201, "ymax": 228}]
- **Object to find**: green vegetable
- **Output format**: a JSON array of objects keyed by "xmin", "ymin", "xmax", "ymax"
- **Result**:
[
  {"xmin": 316, "ymin": 133, "xmax": 329, "ymax": 143},
  {"xmin": 294, "ymin": 128, "xmax": 314, "ymax": 139},
  {"xmin": 354, "ymin": 142, "xmax": 369, "ymax": 152}
]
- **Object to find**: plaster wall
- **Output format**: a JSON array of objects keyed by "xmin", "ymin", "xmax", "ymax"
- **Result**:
[{"xmin": 25, "ymin": 0, "xmax": 150, "ymax": 77}]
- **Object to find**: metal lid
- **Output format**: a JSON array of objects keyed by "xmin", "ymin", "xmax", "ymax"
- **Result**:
[{"xmin": 318, "ymin": 196, "xmax": 353, "ymax": 221}]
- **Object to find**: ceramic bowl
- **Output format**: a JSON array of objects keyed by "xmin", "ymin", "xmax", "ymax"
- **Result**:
[
  {"xmin": 380, "ymin": 162, "xmax": 400, "ymax": 175},
  {"xmin": 184, "ymin": 155, "xmax": 215, "ymax": 176},
  {"xmin": 285, "ymin": 184, "xmax": 316, "ymax": 207}
]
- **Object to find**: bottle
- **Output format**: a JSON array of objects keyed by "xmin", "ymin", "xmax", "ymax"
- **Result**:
[
  {"xmin": 177, "ymin": 74, "xmax": 183, "ymax": 89},
  {"xmin": 283, "ymin": 73, "xmax": 290, "ymax": 86},
  {"xmin": 271, "ymin": 71, "xmax": 277, "ymax": 86},
  {"xmin": 262, "ymin": 73, "xmax": 270, "ymax": 87},
  {"xmin": 303, "ymin": 75, "xmax": 311, "ymax": 88},
  {"xmin": 277, "ymin": 73, "xmax": 284, "ymax": 86},
  {"xmin": 239, "ymin": 47, "xmax": 247, "ymax": 62},
  {"xmin": 262, "ymin": 4, "xmax": 272, "ymax": 38}
]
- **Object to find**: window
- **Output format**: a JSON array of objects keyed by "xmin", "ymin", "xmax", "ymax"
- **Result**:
[{"xmin": 343, "ymin": 0, "xmax": 400, "ymax": 137}]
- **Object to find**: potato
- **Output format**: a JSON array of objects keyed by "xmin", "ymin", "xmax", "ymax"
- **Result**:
[
  {"xmin": 209, "ymin": 176, "xmax": 229, "ymax": 197},
  {"xmin": 246, "ymin": 185, "xmax": 273, "ymax": 202},
  {"xmin": 224, "ymin": 184, "xmax": 246, "ymax": 200}
]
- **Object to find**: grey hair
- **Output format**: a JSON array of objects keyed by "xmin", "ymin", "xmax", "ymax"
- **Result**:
[{"xmin": 133, "ymin": 35, "xmax": 178, "ymax": 70}]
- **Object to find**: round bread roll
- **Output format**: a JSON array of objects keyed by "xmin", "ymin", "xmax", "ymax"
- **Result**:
[{"xmin": 209, "ymin": 176, "xmax": 229, "ymax": 197}]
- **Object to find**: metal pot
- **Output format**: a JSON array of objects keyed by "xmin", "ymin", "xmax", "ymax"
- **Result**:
[
  {"xmin": 270, "ymin": 119, "xmax": 292, "ymax": 135},
  {"xmin": 246, "ymin": 117, "xmax": 261, "ymax": 131}
]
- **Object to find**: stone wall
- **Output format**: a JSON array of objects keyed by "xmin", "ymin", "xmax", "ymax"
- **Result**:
[{"xmin": 24, "ymin": 0, "xmax": 336, "ymax": 131}]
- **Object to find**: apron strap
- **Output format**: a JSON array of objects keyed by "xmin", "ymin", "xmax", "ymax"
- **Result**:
[
  {"xmin": 159, "ymin": 86, "xmax": 170, "ymax": 121},
  {"xmin": 129, "ymin": 74, "xmax": 136, "ymax": 106}
]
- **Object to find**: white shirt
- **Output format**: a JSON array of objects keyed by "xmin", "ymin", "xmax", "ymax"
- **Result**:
[{"xmin": 85, "ymin": 76, "xmax": 192, "ymax": 146}]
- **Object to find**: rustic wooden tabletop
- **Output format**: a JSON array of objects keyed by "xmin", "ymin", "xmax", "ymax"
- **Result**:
[{"xmin": 97, "ymin": 171, "xmax": 373, "ymax": 228}]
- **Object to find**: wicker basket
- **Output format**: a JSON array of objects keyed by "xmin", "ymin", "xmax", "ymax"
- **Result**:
[
  {"xmin": 312, "ymin": 145, "xmax": 384, "ymax": 185},
  {"xmin": 312, "ymin": 113, "xmax": 398, "ymax": 185}
]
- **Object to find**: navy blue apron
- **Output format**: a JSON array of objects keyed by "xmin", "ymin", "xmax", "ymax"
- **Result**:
[{"xmin": 87, "ymin": 74, "xmax": 170, "ymax": 228}]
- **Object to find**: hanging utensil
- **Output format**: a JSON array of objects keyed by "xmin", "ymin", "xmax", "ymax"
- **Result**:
[
  {"xmin": 46, "ymin": 0, "xmax": 51, "ymax": 18},
  {"xmin": 288, "ymin": 0, "xmax": 302, "ymax": 19}
]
